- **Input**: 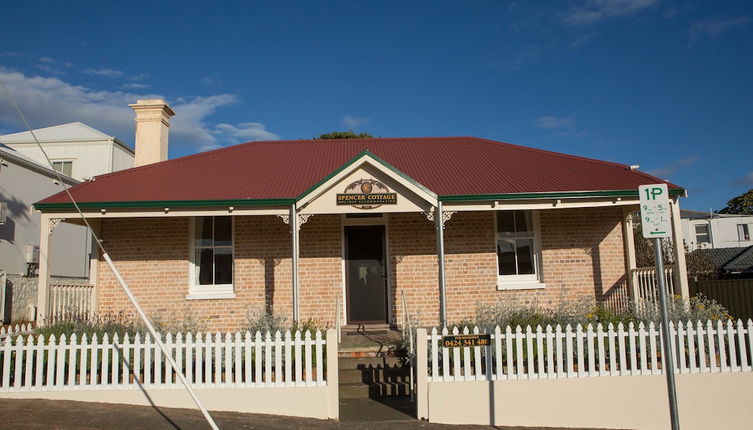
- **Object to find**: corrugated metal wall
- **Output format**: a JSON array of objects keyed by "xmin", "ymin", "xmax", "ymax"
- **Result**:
[
  {"xmin": 111, "ymin": 143, "xmax": 135, "ymax": 172},
  {"xmin": 690, "ymin": 278, "xmax": 753, "ymax": 321},
  {"xmin": 11, "ymin": 141, "xmax": 112, "ymax": 180}
]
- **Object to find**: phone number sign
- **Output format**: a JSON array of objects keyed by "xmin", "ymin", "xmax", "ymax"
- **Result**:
[{"xmin": 441, "ymin": 334, "xmax": 491, "ymax": 348}]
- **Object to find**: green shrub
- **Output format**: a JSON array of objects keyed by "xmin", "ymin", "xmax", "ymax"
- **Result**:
[
  {"xmin": 454, "ymin": 294, "xmax": 731, "ymax": 330},
  {"xmin": 245, "ymin": 307, "xmax": 320, "ymax": 334}
]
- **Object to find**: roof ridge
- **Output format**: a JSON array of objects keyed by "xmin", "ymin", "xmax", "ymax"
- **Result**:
[
  {"xmin": 84, "ymin": 136, "xmax": 468, "ymax": 181},
  {"xmin": 469, "ymin": 137, "xmax": 678, "ymax": 188},
  {"xmin": 469, "ymin": 136, "xmax": 628, "ymax": 168},
  {"xmin": 724, "ymin": 245, "xmax": 753, "ymax": 269}
]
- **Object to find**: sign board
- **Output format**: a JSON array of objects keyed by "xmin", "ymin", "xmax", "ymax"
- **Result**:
[
  {"xmin": 441, "ymin": 334, "xmax": 491, "ymax": 348},
  {"xmin": 639, "ymin": 184, "xmax": 671, "ymax": 239},
  {"xmin": 336, "ymin": 178, "xmax": 398, "ymax": 209}
]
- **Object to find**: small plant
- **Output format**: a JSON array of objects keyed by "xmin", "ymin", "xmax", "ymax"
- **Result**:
[
  {"xmin": 245, "ymin": 307, "xmax": 320, "ymax": 334},
  {"xmin": 454, "ymin": 294, "xmax": 732, "ymax": 331}
]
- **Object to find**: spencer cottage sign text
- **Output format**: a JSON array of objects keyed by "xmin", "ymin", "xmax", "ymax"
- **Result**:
[{"xmin": 336, "ymin": 179, "xmax": 397, "ymax": 209}]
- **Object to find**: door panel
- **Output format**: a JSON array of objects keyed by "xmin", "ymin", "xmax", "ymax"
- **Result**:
[{"xmin": 345, "ymin": 226, "xmax": 387, "ymax": 324}]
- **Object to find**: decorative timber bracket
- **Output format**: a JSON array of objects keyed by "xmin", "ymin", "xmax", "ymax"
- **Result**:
[
  {"xmin": 48, "ymin": 218, "xmax": 64, "ymax": 235},
  {"xmin": 276, "ymin": 214, "xmax": 313, "ymax": 231},
  {"xmin": 422, "ymin": 208, "xmax": 456, "ymax": 228}
]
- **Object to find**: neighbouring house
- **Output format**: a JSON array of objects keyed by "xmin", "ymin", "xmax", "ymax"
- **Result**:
[
  {"xmin": 0, "ymin": 122, "xmax": 134, "ymax": 181},
  {"xmin": 681, "ymin": 209, "xmax": 753, "ymax": 251},
  {"xmin": 33, "ymin": 99, "xmax": 690, "ymax": 330},
  {"xmin": 0, "ymin": 143, "xmax": 90, "ymax": 322},
  {"xmin": 688, "ymin": 246, "xmax": 753, "ymax": 278},
  {"xmin": 0, "ymin": 122, "xmax": 134, "ymax": 322}
]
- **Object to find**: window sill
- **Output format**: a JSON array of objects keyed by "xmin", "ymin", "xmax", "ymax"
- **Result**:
[
  {"xmin": 185, "ymin": 291, "xmax": 236, "ymax": 300},
  {"xmin": 497, "ymin": 281, "xmax": 546, "ymax": 291}
]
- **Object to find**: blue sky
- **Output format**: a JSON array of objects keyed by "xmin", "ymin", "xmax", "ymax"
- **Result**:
[{"xmin": 1, "ymin": 0, "xmax": 751, "ymax": 211}]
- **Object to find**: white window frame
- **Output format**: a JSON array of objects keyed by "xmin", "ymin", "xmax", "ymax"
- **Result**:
[
  {"xmin": 51, "ymin": 159, "xmax": 74, "ymax": 177},
  {"xmin": 495, "ymin": 210, "xmax": 545, "ymax": 290},
  {"xmin": 695, "ymin": 223, "xmax": 711, "ymax": 244},
  {"xmin": 739, "ymin": 224, "xmax": 751, "ymax": 241},
  {"xmin": 187, "ymin": 216, "xmax": 235, "ymax": 300}
]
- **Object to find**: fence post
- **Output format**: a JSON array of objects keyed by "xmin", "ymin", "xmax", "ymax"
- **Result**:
[
  {"xmin": 622, "ymin": 208, "xmax": 639, "ymax": 302},
  {"xmin": 416, "ymin": 328, "xmax": 429, "ymax": 420},
  {"xmin": 670, "ymin": 199, "xmax": 690, "ymax": 300},
  {"xmin": 325, "ymin": 328, "xmax": 339, "ymax": 420}
]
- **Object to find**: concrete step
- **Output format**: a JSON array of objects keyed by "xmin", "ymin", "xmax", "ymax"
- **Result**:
[
  {"xmin": 338, "ymin": 356, "xmax": 404, "ymax": 368},
  {"xmin": 339, "ymin": 382, "xmax": 372, "ymax": 399},
  {"xmin": 339, "ymin": 381, "xmax": 412, "ymax": 399},
  {"xmin": 338, "ymin": 365, "xmax": 411, "ymax": 384}
]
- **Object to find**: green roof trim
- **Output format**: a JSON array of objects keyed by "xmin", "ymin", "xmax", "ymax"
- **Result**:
[
  {"xmin": 295, "ymin": 149, "xmax": 436, "ymax": 201},
  {"xmin": 438, "ymin": 188, "xmax": 685, "ymax": 202},
  {"xmin": 34, "ymin": 198, "xmax": 295, "ymax": 211}
]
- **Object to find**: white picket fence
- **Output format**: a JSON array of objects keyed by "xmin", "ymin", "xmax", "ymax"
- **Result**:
[
  {"xmin": 424, "ymin": 319, "xmax": 753, "ymax": 382},
  {"xmin": 48, "ymin": 284, "xmax": 95, "ymax": 321},
  {"xmin": 0, "ymin": 324, "xmax": 33, "ymax": 342},
  {"xmin": 632, "ymin": 266, "xmax": 676, "ymax": 302},
  {"xmin": 0, "ymin": 329, "xmax": 329, "ymax": 392}
]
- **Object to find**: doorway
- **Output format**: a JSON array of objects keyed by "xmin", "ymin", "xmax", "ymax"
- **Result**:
[{"xmin": 344, "ymin": 225, "xmax": 388, "ymax": 324}]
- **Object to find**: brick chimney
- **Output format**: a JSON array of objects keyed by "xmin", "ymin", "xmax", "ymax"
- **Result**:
[{"xmin": 129, "ymin": 99, "xmax": 175, "ymax": 167}]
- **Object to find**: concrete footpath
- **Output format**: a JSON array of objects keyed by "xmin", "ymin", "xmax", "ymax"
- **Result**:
[{"xmin": 0, "ymin": 398, "xmax": 618, "ymax": 429}]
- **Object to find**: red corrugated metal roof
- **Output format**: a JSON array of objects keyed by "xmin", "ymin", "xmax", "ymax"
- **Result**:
[{"xmin": 37, "ymin": 136, "xmax": 682, "ymax": 207}]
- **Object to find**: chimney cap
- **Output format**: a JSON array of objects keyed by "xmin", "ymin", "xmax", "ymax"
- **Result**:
[{"xmin": 129, "ymin": 99, "xmax": 175, "ymax": 116}]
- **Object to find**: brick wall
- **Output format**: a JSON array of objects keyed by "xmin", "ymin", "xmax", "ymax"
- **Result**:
[
  {"xmin": 96, "ymin": 208, "xmax": 627, "ymax": 331},
  {"xmin": 389, "ymin": 208, "xmax": 628, "ymax": 325},
  {"xmin": 97, "ymin": 215, "xmax": 343, "ymax": 332}
]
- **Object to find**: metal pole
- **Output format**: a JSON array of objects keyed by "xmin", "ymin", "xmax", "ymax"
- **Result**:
[
  {"xmin": 103, "ymin": 253, "xmax": 220, "ymax": 430},
  {"xmin": 290, "ymin": 204, "xmax": 300, "ymax": 322},
  {"xmin": 435, "ymin": 201, "xmax": 447, "ymax": 327},
  {"xmin": 654, "ymin": 238, "xmax": 680, "ymax": 430}
]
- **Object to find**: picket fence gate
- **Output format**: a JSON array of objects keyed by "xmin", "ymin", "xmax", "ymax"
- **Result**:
[
  {"xmin": 425, "ymin": 319, "xmax": 753, "ymax": 382},
  {"xmin": 0, "ymin": 329, "xmax": 328, "ymax": 392}
]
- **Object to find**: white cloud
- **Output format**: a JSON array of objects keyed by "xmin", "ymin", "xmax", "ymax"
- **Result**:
[
  {"xmin": 35, "ymin": 64, "xmax": 65, "ymax": 75},
  {"xmin": 212, "ymin": 122, "xmax": 279, "ymax": 146},
  {"xmin": 84, "ymin": 68, "xmax": 124, "ymax": 78},
  {"xmin": 119, "ymin": 83, "xmax": 149, "ymax": 89},
  {"xmin": 688, "ymin": 16, "xmax": 751, "ymax": 47},
  {"xmin": 532, "ymin": 115, "xmax": 575, "ymax": 130},
  {"xmin": 341, "ymin": 115, "xmax": 370, "ymax": 129},
  {"xmin": 532, "ymin": 115, "xmax": 590, "ymax": 139},
  {"xmin": 733, "ymin": 171, "xmax": 753, "ymax": 187},
  {"xmin": 563, "ymin": 0, "xmax": 659, "ymax": 26},
  {"xmin": 646, "ymin": 156, "xmax": 698, "ymax": 178},
  {"xmin": 0, "ymin": 67, "xmax": 271, "ymax": 151}
]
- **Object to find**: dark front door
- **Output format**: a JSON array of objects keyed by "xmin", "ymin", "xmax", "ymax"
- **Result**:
[{"xmin": 345, "ymin": 225, "xmax": 388, "ymax": 324}]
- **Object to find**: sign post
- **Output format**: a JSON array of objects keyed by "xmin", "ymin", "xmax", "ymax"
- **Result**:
[{"xmin": 639, "ymin": 184, "xmax": 680, "ymax": 430}]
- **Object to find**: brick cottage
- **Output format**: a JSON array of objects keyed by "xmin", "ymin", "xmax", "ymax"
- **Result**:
[{"xmin": 34, "ymin": 100, "xmax": 689, "ymax": 331}]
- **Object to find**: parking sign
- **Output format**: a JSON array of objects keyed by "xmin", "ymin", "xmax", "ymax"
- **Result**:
[{"xmin": 639, "ymin": 184, "xmax": 671, "ymax": 239}]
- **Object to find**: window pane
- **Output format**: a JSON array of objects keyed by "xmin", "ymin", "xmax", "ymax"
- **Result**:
[
  {"xmin": 195, "ymin": 217, "xmax": 213, "ymax": 247},
  {"xmin": 516, "ymin": 239, "xmax": 535, "ymax": 275},
  {"xmin": 196, "ymin": 249, "xmax": 214, "ymax": 285},
  {"xmin": 740, "ymin": 224, "xmax": 750, "ymax": 241},
  {"xmin": 214, "ymin": 217, "xmax": 232, "ymax": 247},
  {"xmin": 62, "ymin": 162, "xmax": 72, "ymax": 176},
  {"xmin": 515, "ymin": 211, "xmax": 532, "ymax": 233},
  {"xmin": 214, "ymin": 248, "xmax": 233, "ymax": 284},
  {"xmin": 497, "ymin": 240, "xmax": 517, "ymax": 275},
  {"xmin": 497, "ymin": 211, "xmax": 515, "ymax": 234}
]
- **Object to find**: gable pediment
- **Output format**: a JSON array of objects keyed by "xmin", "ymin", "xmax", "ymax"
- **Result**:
[{"xmin": 297, "ymin": 152, "xmax": 437, "ymax": 215}]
